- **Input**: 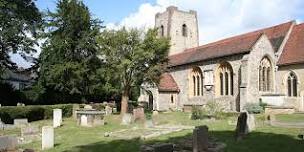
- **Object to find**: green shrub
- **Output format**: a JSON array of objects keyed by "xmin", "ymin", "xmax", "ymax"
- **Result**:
[
  {"xmin": 244, "ymin": 103, "xmax": 263, "ymax": 114},
  {"xmin": 0, "ymin": 104, "xmax": 73, "ymax": 124},
  {"xmin": 191, "ymin": 106, "xmax": 205, "ymax": 120}
]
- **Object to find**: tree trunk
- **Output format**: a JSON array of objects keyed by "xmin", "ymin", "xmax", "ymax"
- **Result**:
[{"xmin": 120, "ymin": 87, "xmax": 129, "ymax": 115}]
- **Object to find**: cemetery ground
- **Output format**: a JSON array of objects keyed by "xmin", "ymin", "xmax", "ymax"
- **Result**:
[{"xmin": 1, "ymin": 112, "xmax": 304, "ymax": 152}]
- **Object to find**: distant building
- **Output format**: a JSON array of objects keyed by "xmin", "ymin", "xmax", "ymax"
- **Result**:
[{"xmin": 139, "ymin": 6, "xmax": 304, "ymax": 112}]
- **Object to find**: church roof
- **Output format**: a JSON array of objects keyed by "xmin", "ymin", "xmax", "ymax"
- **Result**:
[
  {"xmin": 158, "ymin": 73, "xmax": 179, "ymax": 92},
  {"xmin": 169, "ymin": 21, "xmax": 294, "ymax": 67},
  {"xmin": 278, "ymin": 23, "xmax": 304, "ymax": 66}
]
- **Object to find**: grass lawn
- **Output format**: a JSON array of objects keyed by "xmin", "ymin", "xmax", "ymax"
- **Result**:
[
  {"xmin": 1, "ymin": 112, "xmax": 304, "ymax": 152},
  {"xmin": 276, "ymin": 114, "xmax": 304, "ymax": 123}
]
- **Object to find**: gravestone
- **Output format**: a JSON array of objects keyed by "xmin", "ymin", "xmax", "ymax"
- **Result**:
[
  {"xmin": 73, "ymin": 104, "xmax": 80, "ymax": 119},
  {"xmin": 42, "ymin": 126, "xmax": 54, "ymax": 150},
  {"xmin": 113, "ymin": 107, "xmax": 117, "ymax": 113},
  {"xmin": 133, "ymin": 107, "xmax": 145, "ymax": 122},
  {"xmin": 21, "ymin": 126, "xmax": 39, "ymax": 137},
  {"xmin": 0, "ymin": 136, "xmax": 18, "ymax": 151},
  {"xmin": 80, "ymin": 115, "xmax": 88, "ymax": 127},
  {"xmin": 14, "ymin": 118, "xmax": 28, "ymax": 127},
  {"xmin": 84, "ymin": 105, "xmax": 93, "ymax": 109},
  {"xmin": 53, "ymin": 109, "xmax": 62, "ymax": 128},
  {"xmin": 153, "ymin": 111, "xmax": 159, "ymax": 115},
  {"xmin": 235, "ymin": 112, "xmax": 248, "ymax": 141},
  {"xmin": 121, "ymin": 113, "xmax": 133, "ymax": 125},
  {"xmin": 193, "ymin": 125, "xmax": 209, "ymax": 152},
  {"xmin": 105, "ymin": 105, "xmax": 113, "ymax": 115},
  {"xmin": 246, "ymin": 113, "xmax": 256, "ymax": 132}
]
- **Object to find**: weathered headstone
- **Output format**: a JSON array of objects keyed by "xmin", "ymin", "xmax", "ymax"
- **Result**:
[
  {"xmin": 84, "ymin": 105, "xmax": 93, "ymax": 109},
  {"xmin": 80, "ymin": 115, "xmax": 88, "ymax": 127},
  {"xmin": 105, "ymin": 105, "xmax": 113, "ymax": 115},
  {"xmin": 53, "ymin": 109, "xmax": 62, "ymax": 128},
  {"xmin": 21, "ymin": 126, "xmax": 39, "ymax": 137},
  {"xmin": 113, "ymin": 107, "xmax": 117, "ymax": 113},
  {"xmin": 121, "ymin": 113, "xmax": 133, "ymax": 125},
  {"xmin": 246, "ymin": 113, "xmax": 256, "ymax": 132},
  {"xmin": 0, "ymin": 136, "xmax": 18, "ymax": 151},
  {"xmin": 14, "ymin": 118, "xmax": 28, "ymax": 127},
  {"xmin": 235, "ymin": 112, "xmax": 248, "ymax": 141},
  {"xmin": 193, "ymin": 125, "xmax": 209, "ymax": 152},
  {"xmin": 42, "ymin": 126, "xmax": 54, "ymax": 150},
  {"xmin": 133, "ymin": 107, "xmax": 145, "ymax": 123}
]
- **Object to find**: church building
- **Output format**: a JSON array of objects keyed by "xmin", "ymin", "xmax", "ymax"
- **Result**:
[{"xmin": 138, "ymin": 6, "xmax": 304, "ymax": 112}]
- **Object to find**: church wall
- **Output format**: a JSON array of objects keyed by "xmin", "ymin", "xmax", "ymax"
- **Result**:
[
  {"xmin": 158, "ymin": 92, "xmax": 178, "ymax": 111},
  {"xmin": 246, "ymin": 35, "xmax": 276, "ymax": 105},
  {"xmin": 277, "ymin": 64, "xmax": 304, "ymax": 111},
  {"xmin": 169, "ymin": 54, "xmax": 244, "ymax": 111}
]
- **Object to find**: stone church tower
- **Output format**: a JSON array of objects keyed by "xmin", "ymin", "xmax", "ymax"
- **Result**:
[{"xmin": 155, "ymin": 6, "xmax": 199, "ymax": 55}]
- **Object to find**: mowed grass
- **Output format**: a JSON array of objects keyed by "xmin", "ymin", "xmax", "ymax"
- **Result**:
[
  {"xmin": 276, "ymin": 114, "xmax": 304, "ymax": 123},
  {"xmin": 1, "ymin": 112, "xmax": 304, "ymax": 152}
]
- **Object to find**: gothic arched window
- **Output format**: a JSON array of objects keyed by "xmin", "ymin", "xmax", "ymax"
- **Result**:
[
  {"xmin": 182, "ymin": 24, "xmax": 187, "ymax": 37},
  {"xmin": 259, "ymin": 57, "xmax": 273, "ymax": 92},
  {"xmin": 287, "ymin": 72, "xmax": 298, "ymax": 97},
  {"xmin": 190, "ymin": 67, "xmax": 203, "ymax": 97},
  {"xmin": 216, "ymin": 62, "xmax": 233, "ymax": 96}
]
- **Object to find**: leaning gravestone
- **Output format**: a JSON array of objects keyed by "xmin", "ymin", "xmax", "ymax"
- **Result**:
[
  {"xmin": 235, "ymin": 112, "xmax": 248, "ymax": 141},
  {"xmin": 42, "ymin": 126, "xmax": 54, "ymax": 150},
  {"xmin": 0, "ymin": 136, "xmax": 18, "ymax": 151},
  {"xmin": 14, "ymin": 118, "xmax": 28, "ymax": 127},
  {"xmin": 193, "ymin": 125, "xmax": 209, "ymax": 152},
  {"xmin": 53, "ymin": 109, "xmax": 62, "ymax": 128}
]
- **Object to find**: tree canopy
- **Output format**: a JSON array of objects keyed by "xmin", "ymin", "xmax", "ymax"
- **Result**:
[
  {"xmin": 0, "ymin": 0, "xmax": 42, "ymax": 71},
  {"xmin": 98, "ymin": 28, "xmax": 170, "ymax": 114},
  {"xmin": 38, "ymin": 0, "xmax": 103, "ymax": 102}
]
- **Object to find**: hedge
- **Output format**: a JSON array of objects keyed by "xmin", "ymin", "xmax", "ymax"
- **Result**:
[{"xmin": 0, "ymin": 104, "xmax": 73, "ymax": 124}]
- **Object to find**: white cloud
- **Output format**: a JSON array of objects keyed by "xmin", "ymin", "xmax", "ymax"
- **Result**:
[{"xmin": 107, "ymin": 0, "xmax": 304, "ymax": 44}]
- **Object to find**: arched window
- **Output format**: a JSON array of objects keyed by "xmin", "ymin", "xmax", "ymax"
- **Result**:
[
  {"xmin": 287, "ymin": 72, "xmax": 298, "ymax": 97},
  {"xmin": 190, "ymin": 67, "xmax": 203, "ymax": 97},
  {"xmin": 216, "ymin": 62, "xmax": 233, "ymax": 96},
  {"xmin": 259, "ymin": 57, "xmax": 273, "ymax": 92},
  {"xmin": 182, "ymin": 24, "xmax": 187, "ymax": 37},
  {"xmin": 159, "ymin": 25, "xmax": 164, "ymax": 36}
]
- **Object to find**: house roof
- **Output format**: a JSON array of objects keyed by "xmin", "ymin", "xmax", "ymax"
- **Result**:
[
  {"xmin": 158, "ymin": 73, "xmax": 179, "ymax": 92},
  {"xmin": 278, "ymin": 23, "xmax": 304, "ymax": 66},
  {"xmin": 169, "ymin": 21, "xmax": 294, "ymax": 67}
]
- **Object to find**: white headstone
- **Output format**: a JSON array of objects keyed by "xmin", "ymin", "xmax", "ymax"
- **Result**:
[
  {"xmin": 0, "ymin": 136, "xmax": 17, "ymax": 151},
  {"xmin": 80, "ymin": 115, "xmax": 88, "ymax": 127},
  {"xmin": 247, "ymin": 113, "xmax": 256, "ymax": 132},
  {"xmin": 53, "ymin": 109, "xmax": 62, "ymax": 128},
  {"xmin": 14, "ymin": 118, "xmax": 28, "ymax": 127},
  {"xmin": 42, "ymin": 126, "xmax": 54, "ymax": 150}
]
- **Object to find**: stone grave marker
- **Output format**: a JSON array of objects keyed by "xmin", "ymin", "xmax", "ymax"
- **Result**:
[
  {"xmin": 14, "ymin": 118, "xmax": 28, "ymax": 127},
  {"xmin": 193, "ymin": 125, "xmax": 209, "ymax": 152},
  {"xmin": 105, "ymin": 105, "xmax": 113, "ymax": 115},
  {"xmin": 73, "ymin": 104, "xmax": 80, "ymax": 119},
  {"xmin": 121, "ymin": 113, "xmax": 133, "ymax": 125},
  {"xmin": 20, "ymin": 126, "xmax": 40, "ymax": 144},
  {"xmin": 113, "ymin": 107, "xmax": 117, "ymax": 113},
  {"xmin": 133, "ymin": 107, "xmax": 145, "ymax": 123},
  {"xmin": 0, "ymin": 136, "xmax": 18, "ymax": 151},
  {"xmin": 246, "ymin": 112, "xmax": 256, "ymax": 132},
  {"xmin": 42, "ymin": 126, "xmax": 54, "ymax": 150},
  {"xmin": 53, "ymin": 109, "xmax": 62, "ymax": 128},
  {"xmin": 84, "ymin": 105, "xmax": 93, "ymax": 109},
  {"xmin": 80, "ymin": 115, "xmax": 88, "ymax": 127},
  {"xmin": 235, "ymin": 112, "xmax": 248, "ymax": 141}
]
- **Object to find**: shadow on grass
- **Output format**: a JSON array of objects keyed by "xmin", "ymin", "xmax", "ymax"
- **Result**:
[{"xmin": 63, "ymin": 130, "xmax": 304, "ymax": 152}]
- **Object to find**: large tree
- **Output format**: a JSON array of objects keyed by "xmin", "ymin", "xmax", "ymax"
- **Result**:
[
  {"xmin": 0, "ymin": 0, "xmax": 41, "ymax": 72},
  {"xmin": 98, "ymin": 28, "xmax": 170, "ymax": 114},
  {"xmin": 38, "ymin": 0, "xmax": 102, "ymax": 102}
]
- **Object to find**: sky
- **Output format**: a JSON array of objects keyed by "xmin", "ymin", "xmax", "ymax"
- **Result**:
[{"xmin": 12, "ymin": 0, "xmax": 304, "ymax": 68}]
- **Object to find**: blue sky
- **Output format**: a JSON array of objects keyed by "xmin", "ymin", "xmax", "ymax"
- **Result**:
[
  {"xmin": 36, "ymin": 0, "xmax": 156, "ymax": 25},
  {"xmin": 12, "ymin": 0, "xmax": 304, "ymax": 68}
]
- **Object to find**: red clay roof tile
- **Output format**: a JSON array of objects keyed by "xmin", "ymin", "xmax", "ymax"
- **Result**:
[
  {"xmin": 278, "ymin": 23, "xmax": 304, "ymax": 66},
  {"xmin": 158, "ymin": 73, "xmax": 179, "ymax": 92},
  {"xmin": 169, "ymin": 21, "xmax": 294, "ymax": 67}
]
